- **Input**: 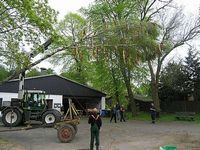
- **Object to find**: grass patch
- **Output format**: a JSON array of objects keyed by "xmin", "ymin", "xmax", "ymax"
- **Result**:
[
  {"xmin": 126, "ymin": 111, "xmax": 177, "ymax": 122},
  {"xmin": 194, "ymin": 114, "xmax": 200, "ymax": 123},
  {"xmin": 126, "ymin": 111, "xmax": 200, "ymax": 123},
  {"xmin": 126, "ymin": 111, "xmax": 150, "ymax": 121},
  {"xmin": 0, "ymin": 137, "xmax": 8, "ymax": 144},
  {"xmin": 158, "ymin": 113, "xmax": 176, "ymax": 122}
]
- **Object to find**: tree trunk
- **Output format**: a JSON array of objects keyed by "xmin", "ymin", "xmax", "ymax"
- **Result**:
[
  {"xmin": 148, "ymin": 60, "xmax": 161, "ymax": 111},
  {"xmin": 151, "ymin": 80, "xmax": 160, "ymax": 111},
  {"xmin": 120, "ymin": 65, "xmax": 137, "ymax": 115},
  {"xmin": 126, "ymin": 82, "xmax": 137, "ymax": 115}
]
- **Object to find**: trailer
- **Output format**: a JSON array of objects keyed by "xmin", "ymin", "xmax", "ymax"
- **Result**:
[
  {"xmin": 0, "ymin": 98, "xmax": 81, "ymax": 143},
  {"xmin": 55, "ymin": 98, "xmax": 80, "ymax": 142}
]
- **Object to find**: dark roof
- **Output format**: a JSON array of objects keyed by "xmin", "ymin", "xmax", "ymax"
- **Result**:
[
  {"xmin": 133, "ymin": 94, "xmax": 153, "ymax": 102},
  {"xmin": 0, "ymin": 74, "xmax": 106, "ymax": 98}
]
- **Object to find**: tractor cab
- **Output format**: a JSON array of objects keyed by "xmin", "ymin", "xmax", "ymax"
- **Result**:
[{"xmin": 23, "ymin": 90, "xmax": 46, "ymax": 111}]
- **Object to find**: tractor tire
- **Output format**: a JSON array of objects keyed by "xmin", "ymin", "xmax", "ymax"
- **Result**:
[
  {"xmin": 42, "ymin": 110, "xmax": 61, "ymax": 127},
  {"xmin": 57, "ymin": 124, "xmax": 75, "ymax": 143},
  {"xmin": 2, "ymin": 108, "xmax": 22, "ymax": 127}
]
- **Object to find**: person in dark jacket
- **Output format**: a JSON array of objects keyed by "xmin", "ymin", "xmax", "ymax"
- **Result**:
[
  {"xmin": 120, "ymin": 105, "xmax": 126, "ymax": 122},
  {"xmin": 110, "ymin": 105, "xmax": 117, "ymax": 123},
  {"xmin": 88, "ymin": 108, "xmax": 102, "ymax": 150},
  {"xmin": 150, "ymin": 103, "xmax": 157, "ymax": 124},
  {"xmin": 116, "ymin": 102, "xmax": 121, "ymax": 120}
]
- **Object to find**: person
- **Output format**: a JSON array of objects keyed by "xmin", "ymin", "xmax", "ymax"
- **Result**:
[
  {"xmin": 110, "ymin": 105, "xmax": 117, "ymax": 123},
  {"xmin": 116, "ymin": 102, "xmax": 121, "ymax": 120},
  {"xmin": 150, "ymin": 103, "xmax": 157, "ymax": 124},
  {"xmin": 120, "ymin": 105, "xmax": 126, "ymax": 122},
  {"xmin": 88, "ymin": 108, "xmax": 102, "ymax": 150}
]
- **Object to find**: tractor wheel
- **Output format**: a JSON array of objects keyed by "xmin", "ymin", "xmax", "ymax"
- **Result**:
[
  {"xmin": 57, "ymin": 124, "xmax": 75, "ymax": 143},
  {"xmin": 2, "ymin": 109, "xmax": 22, "ymax": 127},
  {"xmin": 42, "ymin": 110, "xmax": 61, "ymax": 127},
  {"xmin": 70, "ymin": 124, "xmax": 78, "ymax": 134}
]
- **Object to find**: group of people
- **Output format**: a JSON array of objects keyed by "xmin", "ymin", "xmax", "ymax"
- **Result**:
[
  {"xmin": 87, "ymin": 102, "xmax": 157, "ymax": 150},
  {"xmin": 87, "ymin": 103, "xmax": 126, "ymax": 150},
  {"xmin": 110, "ymin": 103, "xmax": 126, "ymax": 123}
]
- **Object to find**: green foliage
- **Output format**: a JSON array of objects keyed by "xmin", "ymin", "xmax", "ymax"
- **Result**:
[
  {"xmin": 58, "ymin": 13, "xmax": 86, "ymax": 43},
  {"xmin": 183, "ymin": 48, "xmax": 200, "ymax": 100},
  {"xmin": 127, "ymin": 111, "xmax": 151, "ymax": 120},
  {"xmin": 26, "ymin": 68, "xmax": 55, "ymax": 77},
  {"xmin": 127, "ymin": 111, "xmax": 176, "ymax": 122},
  {"xmin": 0, "ymin": 66, "xmax": 10, "ymax": 81},
  {"xmin": 0, "ymin": 0, "xmax": 58, "ymax": 72},
  {"xmin": 81, "ymin": 0, "xmax": 161, "ymax": 112},
  {"xmin": 159, "ymin": 48, "xmax": 200, "ymax": 103},
  {"xmin": 159, "ymin": 61, "xmax": 187, "ymax": 102},
  {"xmin": 26, "ymin": 68, "xmax": 41, "ymax": 77},
  {"xmin": 0, "ymin": 137, "xmax": 8, "ymax": 144}
]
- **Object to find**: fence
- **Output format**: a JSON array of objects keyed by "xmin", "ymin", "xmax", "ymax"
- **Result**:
[{"xmin": 161, "ymin": 101, "xmax": 200, "ymax": 112}]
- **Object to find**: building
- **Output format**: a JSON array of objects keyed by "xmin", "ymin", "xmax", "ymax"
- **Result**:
[
  {"xmin": 0, "ymin": 74, "xmax": 106, "ymax": 114},
  {"xmin": 134, "ymin": 94, "xmax": 153, "ymax": 112}
]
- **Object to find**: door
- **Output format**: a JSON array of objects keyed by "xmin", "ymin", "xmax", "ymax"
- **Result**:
[{"xmin": 46, "ymin": 99, "xmax": 53, "ymax": 109}]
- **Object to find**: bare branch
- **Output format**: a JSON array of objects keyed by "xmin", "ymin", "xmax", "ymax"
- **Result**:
[{"xmin": 147, "ymin": 0, "xmax": 173, "ymax": 21}]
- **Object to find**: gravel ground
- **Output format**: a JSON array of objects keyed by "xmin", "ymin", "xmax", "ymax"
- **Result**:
[{"xmin": 0, "ymin": 118, "xmax": 200, "ymax": 150}]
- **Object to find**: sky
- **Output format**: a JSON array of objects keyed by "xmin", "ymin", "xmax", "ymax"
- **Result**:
[
  {"xmin": 37, "ymin": 0, "xmax": 200, "ymax": 73},
  {"xmin": 48, "ymin": 0, "xmax": 200, "ymax": 19}
]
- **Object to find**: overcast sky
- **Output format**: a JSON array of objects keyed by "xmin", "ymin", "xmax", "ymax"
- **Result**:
[
  {"xmin": 48, "ymin": 0, "xmax": 200, "ymax": 19},
  {"xmin": 39, "ymin": 0, "xmax": 200, "ymax": 72}
]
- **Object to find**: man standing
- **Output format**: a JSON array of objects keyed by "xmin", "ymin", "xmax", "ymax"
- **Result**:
[
  {"xmin": 88, "ymin": 108, "xmax": 102, "ymax": 150},
  {"xmin": 116, "ymin": 102, "xmax": 121, "ymax": 120},
  {"xmin": 120, "ymin": 105, "xmax": 126, "ymax": 122},
  {"xmin": 110, "ymin": 105, "xmax": 117, "ymax": 123},
  {"xmin": 150, "ymin": 103, "xmax": 157, "ymax": 124}
]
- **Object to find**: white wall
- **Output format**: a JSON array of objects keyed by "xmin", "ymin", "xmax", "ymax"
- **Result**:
[
  {"xmin": 0, "ymin": 92, "xmax": 18, "ymax": 101},
  {"xmin": 46, "ymin": 94, "xmax": 63, "ymax": 111},
  {"xmin": 101, "ymin": 97, "xmax": 106, "ymax": 110},
  {"xmin": 0, "ymin": 92, "xmax": 63, "ymax": 111}
]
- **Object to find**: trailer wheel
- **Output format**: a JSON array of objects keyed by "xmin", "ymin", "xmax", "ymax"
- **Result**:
[
  {"xmin": 42, "ymin": 110, "xmax": 61, "ymax": 127},
  {"xmin": 57, "ymin": 124, "xmax": 75, "ymax": 143},
  {"xmin": 2, "ymin": 109, "xmax": 22, "ymax": 127},
  {"xmin": 70, "ymin": 124, "xmax": 78, "ymax": 134}
]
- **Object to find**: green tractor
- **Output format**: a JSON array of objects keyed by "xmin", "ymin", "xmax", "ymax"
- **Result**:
[{"xmin": 1, "ymin": 90, "xmax": 61, "ymax": 127}]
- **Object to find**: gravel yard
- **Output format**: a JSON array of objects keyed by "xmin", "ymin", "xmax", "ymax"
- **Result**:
[{"xmin": 0, "ymin": 118, "xmax": 200, "ymax": 150}]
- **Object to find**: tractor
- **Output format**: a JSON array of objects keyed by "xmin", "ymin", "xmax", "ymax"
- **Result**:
[{"xmin": 1, "ymin": 90, "xmax": 61, "ymax": 127}]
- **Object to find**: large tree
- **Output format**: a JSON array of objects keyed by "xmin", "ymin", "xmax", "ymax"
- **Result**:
[
  {"xmin": 159, "ymin": 48, "xmax": 200, "ymax": 106},
  {"xmin": 0, "ymin": 0, "xmax": 58, "ymax": 81},
  {"xmin": 138, "ymin": 1, "xmax": 200, "ymax": 111},
  {"xmin": 183, "ymin": 47, "xmax": 200, "ymax": 101},
  {"xmin": 51, "ymin": 13, "xmax": 90, "ymax": 84},
  {"xmin": 159, "ymin": 61, "xmax": 187, "ymax": 103},
  {"xmin": 82, "ymin": 0, "xmax": 164, "ymax": 115}
]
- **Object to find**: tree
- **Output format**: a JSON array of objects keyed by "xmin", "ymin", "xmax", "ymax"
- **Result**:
[
  {"xmin": 0, "ymin": 0, "xmax": 58, "ymax": 82},
  {"xmin": 82, "ymin": 0, "xmax": 163, "ymax": 115},
  {"xmin": 183, "ymin": 47, "xmax": 200, "ymax": 101},
  {"xmin": 159, "ymin": 47, "xmax": 200, "ymax": 110},
  {"xmin": 26, "ymin": 68, "xmax": 55, "ymax": 77},
  {"xmin": 139, "ymin": 3, "xmax": 200, "ymax": 111},
  {"xmin": 159, "ymin": 61, "xmax": 187, "ymax": 103},
  {"xmin": 0, "ymin": 1, "xmax": 100, "ymax": 84},
  {"xmin": 52, "ymin": 13, "xmax": 90, "ymax": 84},
  {"xmin": 0, "ymin": 65, "xmax": 10, "ymax": 81}
]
